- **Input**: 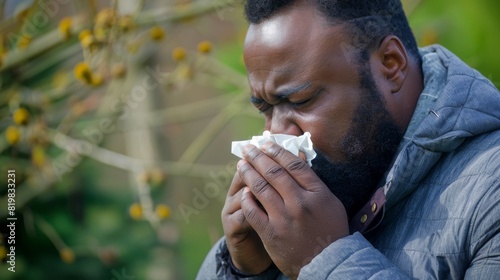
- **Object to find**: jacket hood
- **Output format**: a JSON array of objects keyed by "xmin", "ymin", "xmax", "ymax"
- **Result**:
[
  {"xmin": 384, "ymin": 45, "xmax": 500, "ymax": 209},
  {"xmin": 413, "ymin": 45, "xmax": 500, "ymax": 151}
]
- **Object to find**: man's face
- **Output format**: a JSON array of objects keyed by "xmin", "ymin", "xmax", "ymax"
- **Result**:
[{"xmin": 243, "ymin": 4, "xmax": 403, "ymax": 216}]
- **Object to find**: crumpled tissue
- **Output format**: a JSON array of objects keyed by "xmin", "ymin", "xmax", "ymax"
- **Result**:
[{"xmin": 231, "ymin": 131, "xmax": 317, "ymax": 166}]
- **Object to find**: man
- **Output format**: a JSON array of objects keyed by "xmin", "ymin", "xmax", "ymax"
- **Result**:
[{"xmin": 197, "ymin": 0, "xmax": 500, "ymax": 279}]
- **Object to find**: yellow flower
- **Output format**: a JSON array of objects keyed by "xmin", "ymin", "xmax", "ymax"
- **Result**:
[
  {"xmin": 150, "ymin": 168, "xmax": 166, "ymax": 186},
  {"xmin": 13, "ymin": 108, "xmax": 30, "ymax": 126},
  {"xmin": 60, "ymin": 248, "xmax": 75, "ymax": 264},
  {"xmin": 80, "ymin": 35, "xmax": 96, "ymax": 50},
  {"xmin": 74, "ymin": 62, "xmax": 93, "ymax": 84},
  {"xmin": 32, "ymin": 145, "xmax": 46, "ymax": 168},
  {"xmin": 78, "ymin": 29, "xmax": 92, "ymax": 42},
  {"xmin": 150, "ymin": 26, "xmax": 165, "ymax": 41},
  {"xmin": 6, "ymin": 126, "xmax": 21, "ymax": 145},
  {"xmin": 172, "ymin": 47, "xmax": 187, "ymax": 62},
  {"xmin": 197, "ymin": 40, "xmax": 213, "ymax": 54},
  {"xmin": 14, "ymin": 4, "xmax": 30, "ymax": 22},
  {"xmin": 129, "ymin": 203, "xmax": 142, "ymax": 220},
  {"xmin": 58, "ymin": 17, "xmax": 72, "ymax": 39},
  {"xmin": 137, "ymin": 171, "xmax": 151, "ymax": 185},
  {"xmin": 17, "ymin": 35, "xmax": 32, "ymax": 49},
  {"xmin": 94, "ymin": 8, "xmax": 116, "ymax": 41},
  {"xmin": 119, "ymin": 15, "xmax": 135, "ymax": 33},
  {"xmin": 95, "ymin": 8, "xmax": 116, "ymax": 28},
  {"xmin": 155, "ymin": 204, "xmax": 171, "ymax": 220},
  {"xmin": 111, "ymin": 63, "xmax": 127, "ymax": 79},
  {"xmin": 90, "ymin": 73, "xmax": 104, "ymax": 87},
  {"xmin": 93, "ymin": 26, "xmax": 107, "ymax": 41}
]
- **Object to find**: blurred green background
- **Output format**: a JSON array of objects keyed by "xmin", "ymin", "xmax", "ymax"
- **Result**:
[{"xmin": 0, "ymin": 0, "xmax": 498, "ymax": 279}]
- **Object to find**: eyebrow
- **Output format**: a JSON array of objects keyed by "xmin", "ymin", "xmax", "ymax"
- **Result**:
[{"xmin": 250, "ymin": 82, "xmax": 313, "ymax": 104}]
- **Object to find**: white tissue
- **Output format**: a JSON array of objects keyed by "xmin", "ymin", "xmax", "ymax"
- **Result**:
[{"xmin": 231, "ymin": 131, "xmax": 317, "ymax": 166}]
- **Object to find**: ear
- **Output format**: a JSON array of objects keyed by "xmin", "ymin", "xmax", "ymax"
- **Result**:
[{"xmin": 376, "ymin": 35, "xmax": 408, "ymax": 93}]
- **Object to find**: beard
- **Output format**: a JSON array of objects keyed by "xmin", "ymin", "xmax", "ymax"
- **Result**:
[{"xmin": 311, "ymin": 65, "xmax": 404, "ymax": 219}]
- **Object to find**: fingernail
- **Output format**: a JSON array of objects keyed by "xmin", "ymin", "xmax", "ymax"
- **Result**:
[
  {"xmin": 261, "ymin": 141, "xmax": 273, "ymax": 152},
  {"xmin": 242, "ymin": 187, "xmax": 250, "ymax": 194},
  {"xmin": 242, "ymin": 144, "xmax": 254, "ymax": 156},
  {"xmin": 299, "ymin": 151, "xmax": 306, "ymax": 161}
]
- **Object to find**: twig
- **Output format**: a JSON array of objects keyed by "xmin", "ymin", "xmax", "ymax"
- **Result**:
[
  {"xmin": 145, "ymin": 94, "xmax": 234, "ymax": 126},
  {"xmin": 203, "ymin": 56, "xmax": 248, "ymax": 87},
  {"xmin": 19, "ymin": 43, "xmax": 82, "ymax": 83},
  {"xmin": 35, "ymin": 214, "xmax": 68, "ymax": 251},
  {"xmin": 179, "ymin": 93, "xmax": 247, "ymax": 163},
  {"xmin": 0, "ymin": 0, "xmax": 237, "ymax": 73},
  {"xmin": 133, "ymin": 0, "xmax": 147, "ymax": 18},
  {"xmin": 0, "ymin": 134, "xmax": 230, "ymax": 218},
  {"xmin": 49, "ymin": 130, "xmax": 228, "ymax": 176},
  {"xmin": 135, "ymin": 178, "xmax": 159, "ymax": 229},
  {"xmin": 45, "ymin": 93, "xmax": 245, "ymax": 138}
]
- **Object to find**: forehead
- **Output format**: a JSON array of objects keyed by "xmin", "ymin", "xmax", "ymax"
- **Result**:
[
  {"xmin": 243, "ymin": 3, "xmax": 353, "ymax": 91},
  {"xmin": 244, "ymin": 3, "xmax": 323, "ymax": 51}
]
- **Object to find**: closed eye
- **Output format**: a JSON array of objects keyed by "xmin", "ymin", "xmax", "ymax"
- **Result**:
[
  {"xmin": 290, "ymin": 88, "xmax": 323, "ymax": 108},
  {"xmin": 290, "ymin": 98, "xmax": 312, "ymax": 107},
  {"xmin": 250, "ymin": 97, "xmax": 273, "ymax": 114},
  {"xmin": 258, "ymin": 105, "xmax": 272, "ymax": 114}
]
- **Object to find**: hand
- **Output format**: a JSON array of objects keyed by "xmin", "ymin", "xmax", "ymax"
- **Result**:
[
  {"xmin": 221, "ymin": 172, "xmax": 273, "ymax": 274},
  {"xmin": 238, "ymin": 143, "xmax": 349, "ymax": 279}
]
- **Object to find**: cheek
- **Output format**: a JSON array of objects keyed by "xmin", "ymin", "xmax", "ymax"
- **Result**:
[{"xmin": 299, "ymin": 88, "xmax": 360, "ymax": 161}]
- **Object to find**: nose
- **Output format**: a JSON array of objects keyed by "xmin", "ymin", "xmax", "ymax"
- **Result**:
[{"xmin": 267, "ymin": 106, "xmax": 302, "ymax": 136}]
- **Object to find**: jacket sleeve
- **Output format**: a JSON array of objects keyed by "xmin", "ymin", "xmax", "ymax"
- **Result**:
[
  {"xmin": 298, "ymin": 232, "xmax": 410, "ymax": 279},
  {"xmin": 464, "ymin": 176, "xmax": 500, "ymax": 279},
  {"xmin": 196, "ymin": 237, "xmax": 282, "ymax": 280}
]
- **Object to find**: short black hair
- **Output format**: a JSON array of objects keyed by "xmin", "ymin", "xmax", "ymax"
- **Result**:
[{"xmin": 244, "ymin": 0, "xmax": 421, "ymax": 64}]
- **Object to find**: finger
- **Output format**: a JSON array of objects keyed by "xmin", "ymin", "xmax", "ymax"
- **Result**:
[
  {"xmin": 261, "ymin": 142, "xmax": 320, "ymax": 192},
  {"xmin": 238, "ymin": 157, "xmax": 284, "ymax": 215},
  {"xmin": 242, "ymin": 144, "xmax": 303, "ymax": 199},
  {"xmin": 223, "ymin": 171, "xmax": 246, "ymax": 215},
  {"xmin": 223, "ymin": 208, "xmax": 253, "ymax": 235},
  {"xmin": 227, "ymin": 168, "xmax": 245, "ymax": 197},
  {"xmin": 240, "ymin": 187, "xmax": 269, "ymax": 234},
  {"xmin": 223, "ymin": 187, "xmax": 246, "ymax": 215},
  {"xmin": 222, "ymin": 189, "xmax": 252, "ymax": 234}
]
